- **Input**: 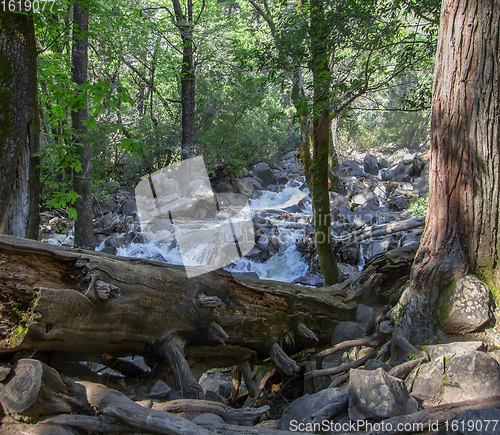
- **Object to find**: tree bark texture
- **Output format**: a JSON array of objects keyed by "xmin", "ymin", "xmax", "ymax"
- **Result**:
[
  {"xmin": 72, "ymin": 2, "xmax": 94, "ymax": 249},
  {"xmin": 395, "ymin": 0, "xmax": 500, "ymax": 344},
  {"xmin": 0, "ymin": 11, "xmax": 40, "ymax": 240},
  {"xmin": 0, "ymin": 234, "xmax": 355, "ymax": 396}
]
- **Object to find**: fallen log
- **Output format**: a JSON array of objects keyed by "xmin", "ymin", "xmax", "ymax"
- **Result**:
[{"xmin": 0, "ymin": 234, "xmax": 355, "ymax": 397}]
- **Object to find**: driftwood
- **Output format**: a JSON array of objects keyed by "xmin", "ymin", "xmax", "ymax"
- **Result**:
[
  {"xmin": 333, "ymin": 216, "xmax": 425, "ymax": 250},
  {"xmin": 0, "ymin": 234, "xmax": 355, "ymax": 397},
  {"xmin": 139, "ymin": 398, "xmax": 270, "ymax": 426},
  {"xmin": 305, "ymin": 350, "xmax": 377, "ymax": 380}
]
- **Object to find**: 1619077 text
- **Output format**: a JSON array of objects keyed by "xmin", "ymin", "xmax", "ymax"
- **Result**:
[{"xmin": 1, "ymin": 0, "xmax": 56, "ymax": 12}]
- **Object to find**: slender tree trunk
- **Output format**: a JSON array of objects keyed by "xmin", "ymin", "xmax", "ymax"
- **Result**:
[
  {"xmin": 309, "ymin": 0, "xmax": 339, "ymax": 286},
  {"xmin": 394, "ymin": 0, "xmax": 500, "ymax": 345},
  {"xmin": 0, "ymin": 11, "xmax": 40, "ymax": 240},
  {"xmin": 72, "ymin": 2, "xmax": 94, "ymax": 249},
  {"xmin": 172, "ymin": 0, "xmax": 197, "ymax": 160}
]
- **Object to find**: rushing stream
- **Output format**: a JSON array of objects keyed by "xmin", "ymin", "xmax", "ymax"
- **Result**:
[{"xmin": 101, "ymin": 183, "xmax": 314, "ymax": 283}]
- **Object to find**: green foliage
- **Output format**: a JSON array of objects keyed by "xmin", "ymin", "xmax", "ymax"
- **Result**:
[{"xmin": 405, "ymin": 195, "xmax": 429, "ymax": 218}]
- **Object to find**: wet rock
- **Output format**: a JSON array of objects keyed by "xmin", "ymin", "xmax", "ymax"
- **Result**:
[
  {"xmin": 331, "ymin": 321, "xmax": 365, "ymax": 346},
  {"xmin": 364, "ymin": 154, "xmax": 379, "ymax": 175},
  {"xmin": 437, "ymin": 408, "xmax": 500, "ymax": 435},
  {"xmin": 252, "ymin": 162, "xmax": 276, "ymax": 187},
  {"xmin": 278, "ymin": 387, "xmax": 348, "ymax": 431},
  {"xmin": 292, "ymin": 274, "xmax": 324, "ymax": 287},
  {"xmin": 438, "ymin": 275, "xmax": 492, "ymax": 334},
  {"xmin": 348, "ymin": 368, "xmax": 418, "ymax": 421},
  {"xmin": 409, "ymin": 350, "xmax": 500, "ymax": 406}
]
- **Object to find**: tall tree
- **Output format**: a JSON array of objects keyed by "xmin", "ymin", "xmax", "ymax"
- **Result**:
[
  {"xmin": 72, "ymin": 2, "xmax": 94, "ymax": 248},
  {"xmin": 0, "ymin": 11, "xmax": 40, "ymax": 240},
  {"xmin": 248, "ymin": 0, "xmax": 436, "ymax": 285},
  {"xmin": 394, "ymin": 0, "xmax": 500, "ymax": 345},
  {"xmin": 170, "ymin": 0, "xmax": 205, "ymax": 160}
]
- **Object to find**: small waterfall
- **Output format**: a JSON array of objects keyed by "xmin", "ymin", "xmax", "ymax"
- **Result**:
[{"xmin": 357, "ymin": 243, "xmax": 366, "ymax": 271}]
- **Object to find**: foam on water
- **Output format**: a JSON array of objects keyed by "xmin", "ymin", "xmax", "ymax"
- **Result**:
[
  {"xmin": 250, "ymin": 186, "xmax": 309, "ymax": 211},
  {"xmin": 226, "ymin": 245, "xmax": 308, "ymax": 282}
]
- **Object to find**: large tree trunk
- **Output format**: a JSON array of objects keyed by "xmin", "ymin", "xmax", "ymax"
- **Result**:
[
  {"xmin": 0, "ymin": 234, "xmax": 354, "ymax": 397},
  {"xmin": 72, "ymin": 2, "xmax": 94, "ymax": 249},
  {"xmin": 394, "ymin": 0, "xmax": 500, "ymax": 345},
  {"xmin": 0, "ymin": 11, "xmax": 40, "ymax": 240}
]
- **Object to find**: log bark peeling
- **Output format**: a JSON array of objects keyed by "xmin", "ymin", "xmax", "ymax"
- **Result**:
[{"xmin": 0, "ymin": 235, "xmax": 355, "ymax": 396}]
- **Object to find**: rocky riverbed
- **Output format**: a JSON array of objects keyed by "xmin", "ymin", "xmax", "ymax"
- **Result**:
[{"xmin": 23, "ymin": 150, "xmax": 500, "ymax": 435}]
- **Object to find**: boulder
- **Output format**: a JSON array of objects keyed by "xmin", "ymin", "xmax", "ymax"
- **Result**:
[
  {"xmin": 339, "ymin": 160, "xmax": 364, "ymax": 178},
  {"xmin": 252, "ymin": 162, "xmax": 276, "ymax": 187},
  {"xmin": 409, "ymin": 350, "xmax": 500, "ymax": 406},
  {"xmin": 382, "ymin": 162, "xmax": 413, "ymax": 183},
  {"xmin": 378, "ymin": 158, "xmax": 389, "ymax": 169},
  {"xmin": 348, "ymin": 368, "xmax": 418, "ymax": 421},
  {"xmin": 364, "ymin": 359, "xmax": 391, "ymax": 372},
  {"xmin": 292, "ymin": 274, "xmax": 324, "ymax": 287},
  {"xmin": 278, "ymin": 387, "xmax": 348, "ymax": 431},
  {"xmin": 438, "ymin": 275, "xmax": 492, "ymax": 334},
  {"xmin": 364, "ymin": 154, "xmax": 379, "ymax": 175},
  {"xmin": 233, "ymin": 177, "xmax": 263, "ymax": 197},
  {"xmin": 147, "ymin": 380, "xmax": 172, "ymax": 400},
  {"xmin": 331, "ymin": 321, "xmax": 365, "ymax": 346},
  {"xmin": 94, "ymin": 213, "xmax": 129, "ymax": 235},
  {"xmin": 355, "ymin": 304, "xmax": 375, "ymax": 327},
  {"xmin": 121, "ymin": 198, "xmax": 137, "ymax": 216}
]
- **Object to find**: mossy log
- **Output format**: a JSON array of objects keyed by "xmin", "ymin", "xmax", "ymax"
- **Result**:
[{"xmin": 0, "ymin": 235, "xmax": 355, "ymax": 397}]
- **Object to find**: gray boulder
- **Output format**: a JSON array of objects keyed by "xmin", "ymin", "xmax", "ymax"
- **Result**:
[
  {"xmin": 409, "ymin": 350, "xmax": 500, "ymax": 406},
  {"xmin": 339, "ymin": 160, "xmax": 364, "ymax": 178},
  {"xmin": 331, "ymin": 321, "xmax": 365, "ymax": 346},
  {"xmin": 348, "ymin": 368, "xmax": 418, "ymax": 421},
  {"xmin": 278, "ymin": 387, "xmax": 348, "ymax": 431},
  {"xmin": 382, "ymin": 162, "xmax": 413, "ymax": 182},
  {"xmin": 121, "ymin": 198, "xmax": 137, "ymax": 216},
  {"xmin": 438, "ymin": 275, "xmax": 492, "ymax": 334},
  {"xmin": 364, "ymin": 154, "xmax": 379, "ymax": 175},
  {"xmin": 252, "ymin": 162, "xmax": 276, "ymax": 187},
  {"xmin": 233, "ymin": 177, "xmax": 263, "ymax": 197}
]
